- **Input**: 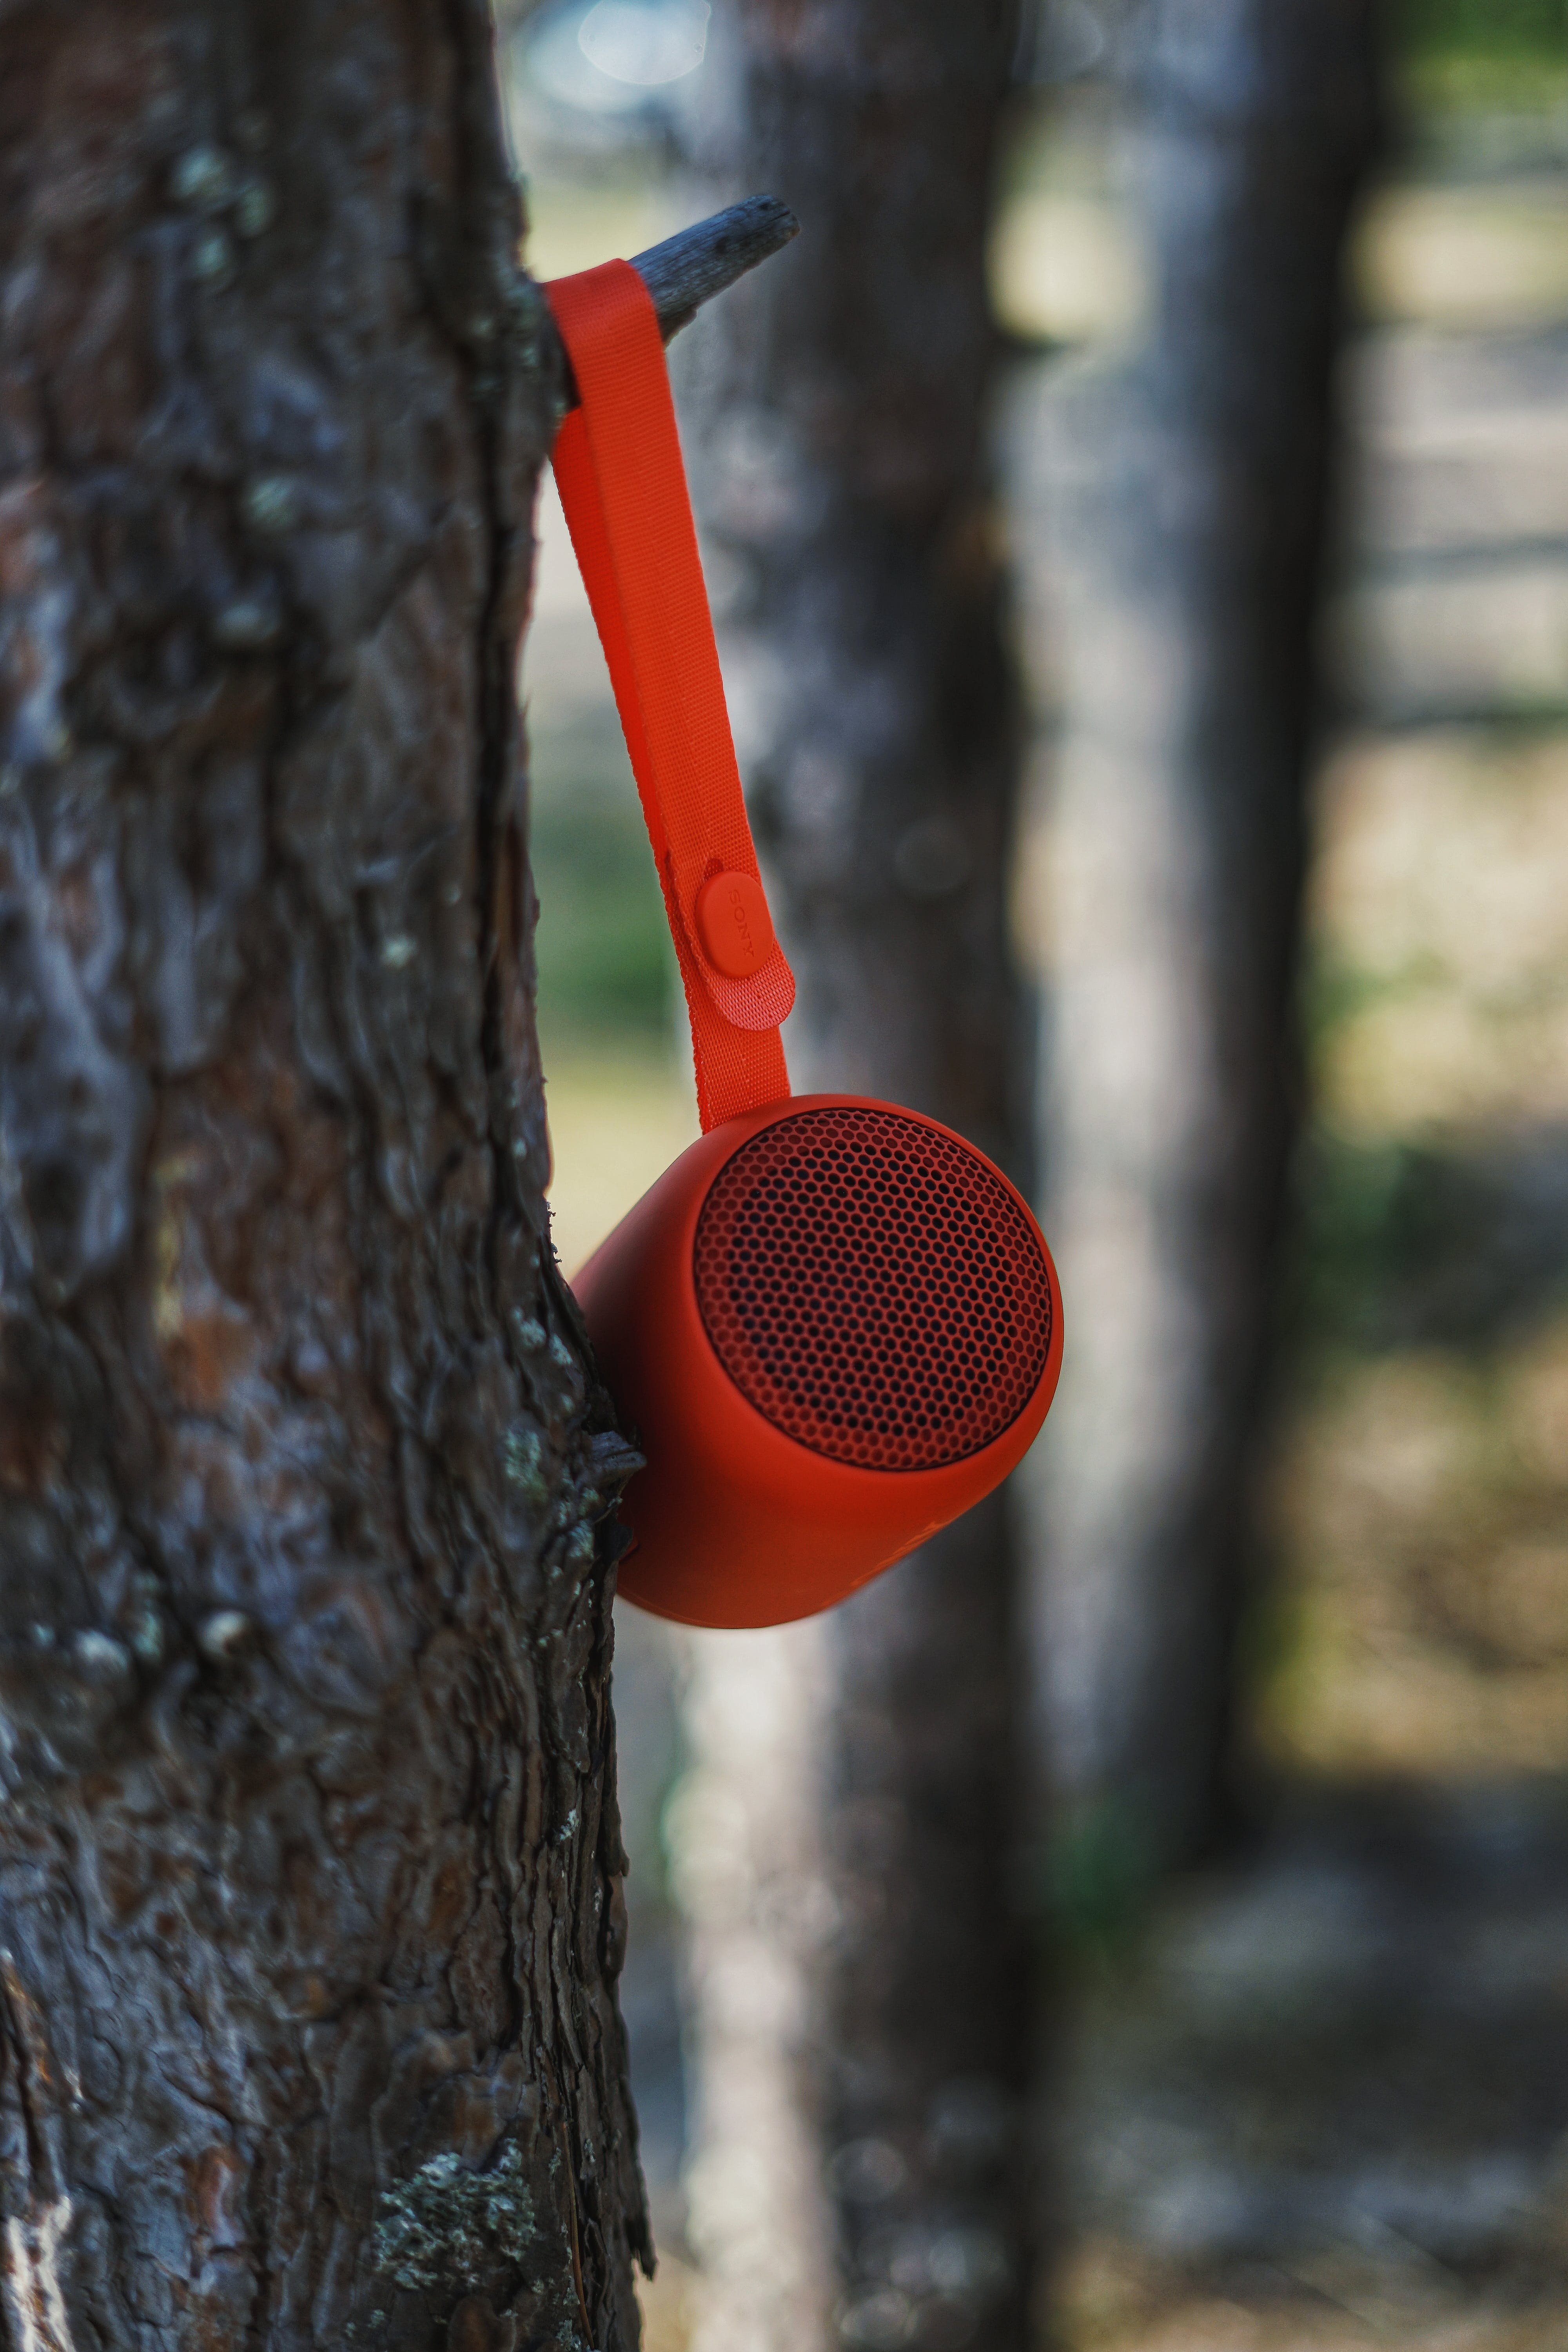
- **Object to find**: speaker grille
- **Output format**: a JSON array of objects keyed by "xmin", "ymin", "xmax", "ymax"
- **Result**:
[{"xmin": 692, "ymin": 1106, "xmax": 1051, "ymax": 1472}]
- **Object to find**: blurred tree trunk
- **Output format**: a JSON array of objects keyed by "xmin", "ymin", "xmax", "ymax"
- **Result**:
[
  {"xmin": 0, "ymin": 8, "xmax": 650, "ymax": 2349},
  {"xmin": 676, "ymin": 4, "xmax": 1035, "ymax": 2347},
  {"xmin": 1011, "ymin": 0, "xmax": 1382, "ymax": 1875}
]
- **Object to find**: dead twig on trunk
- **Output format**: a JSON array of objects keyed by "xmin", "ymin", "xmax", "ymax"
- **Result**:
[{"xmin": 547, "ymin": 194, "xmax": 800, "ymax": 408}]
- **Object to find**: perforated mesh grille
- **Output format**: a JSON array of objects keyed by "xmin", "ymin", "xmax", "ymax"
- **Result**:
[{"xmin": 692, "ymin": 1106, "xmax": 1052, "ymax": 1471}]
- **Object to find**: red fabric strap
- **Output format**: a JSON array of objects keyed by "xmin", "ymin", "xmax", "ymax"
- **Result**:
[{"xmin": 544, "ymin": 261, "xmax": 793, "ymax": 1132}]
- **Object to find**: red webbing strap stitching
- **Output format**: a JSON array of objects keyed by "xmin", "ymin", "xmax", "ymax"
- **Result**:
[{"xmin": 544, "ymin": 261, "xmax": 793, "ymax": 1133}]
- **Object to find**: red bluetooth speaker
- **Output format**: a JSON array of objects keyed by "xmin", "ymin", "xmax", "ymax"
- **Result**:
[
  {"xmin": 574, "ymin": 1094, "xmax": 1062, "ymax": 1626},
  {"xmin": 546, "ymin": 253, "xmax": 1063, "ymax": 1629}
]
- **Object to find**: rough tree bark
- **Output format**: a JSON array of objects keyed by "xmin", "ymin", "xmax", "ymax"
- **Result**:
[
  {"xmin": 0, "ymin": 13, "xmax": 779, "ymax": 2349},
  {"xmin": 677, "ymin": 5, "xmax": 1035, "ymax": 2347},
  {"xmin": 1011, "ymin": 0, "xmax": 1383, "ymax": 1869}
]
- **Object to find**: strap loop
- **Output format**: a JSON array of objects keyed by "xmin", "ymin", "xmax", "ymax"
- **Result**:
[{"xmin": 545, "ymin": 261, "xmax": 793, "ymax": 1133}]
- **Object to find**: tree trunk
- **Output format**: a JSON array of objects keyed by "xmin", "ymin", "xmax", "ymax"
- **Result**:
[
  {"xmin": 0, "ymin": 8, "xmax": 652, "ymax": 2348},
  {"xmin": 677, "ymin": 5, "xmax": 1035, "ymax": 2344},
  {"xmin": 668, "ymin": 1622, "xmax": 835, "ymax": 2352},
  {"xmin": 1010, "ymin": 0, "xmax": 1382, "ymax": 1870}
]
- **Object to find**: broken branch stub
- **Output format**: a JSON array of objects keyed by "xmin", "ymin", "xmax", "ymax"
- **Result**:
[{"xmin": 545, "ymin": 194, "xmax": 800, "ymax": 410}]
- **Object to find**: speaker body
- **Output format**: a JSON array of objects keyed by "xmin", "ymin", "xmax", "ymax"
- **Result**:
[{"xmin": 573, "ymin": 1093, "xmax": 1063, "ymax": 1628}]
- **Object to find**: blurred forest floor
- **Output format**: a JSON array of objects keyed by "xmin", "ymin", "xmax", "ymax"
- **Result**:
[{"xmin": 517, "ymin": 45, "xmax": 1568, "ymax": 2352}]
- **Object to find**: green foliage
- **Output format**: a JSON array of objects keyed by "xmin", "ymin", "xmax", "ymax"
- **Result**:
[
  {"xmin": 1400, "ymin": 0, "xmax": 1567, "ymax": 59},
  {"xmin": 1289, "ymin": 1132, "xmax": 1441, "ymax": 1351},
  {"xmin": 1398, "ymin": 0, "xmax": 1568, "ymax": 110},
  {"xmin": 1232, "ymin": 1572, "xmax": 1314, "ymax": 1729},
  {"xmin": 1298, "ymin": 949, "xmax": 1444, "ymax": 1055},
  {"xmin": 532, "ymin": 782, "xmax": 673, "ymax": 1047},
  {"xmin": 1038, "ymin": 1794, "xmax": 1162, "ymax": 1970},
  {"xmin": 1287, "ymin": 1127, "xmax": 1568, "ymax": 1357}
]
